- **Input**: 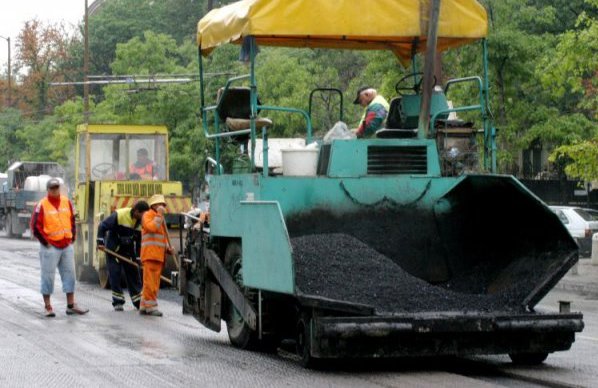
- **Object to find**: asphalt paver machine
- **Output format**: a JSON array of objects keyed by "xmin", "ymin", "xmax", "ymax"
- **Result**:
[{"xmin": 179, "ymin": 0, "xmax": 584, "ymax": 367}]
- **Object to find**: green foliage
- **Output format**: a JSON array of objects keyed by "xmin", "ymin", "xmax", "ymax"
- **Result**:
[
  {"xmin": 3, "ymin": 0, "xmax": 597, "ymax": 192},
  {"xmin": 112, "ymin": 32, "xmax": 180, "ymax": 75},
  {"xmin": 88, "ymin": 0, "xmax": 205, "ymax": 74},
  {"xmin": 550, "ymin": 139, "xmax": 598, "ymax": 181},
  {"xmin": 0, "ymin": 109, "xmax": 26, "ymax": 168}
]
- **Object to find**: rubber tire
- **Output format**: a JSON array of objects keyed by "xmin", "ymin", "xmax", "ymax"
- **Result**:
[
  {"xmin": 77, "ymin": 264, "xmax": 99, "ymax": 283},
  {"xmin": 296, "ymin": 313, "xmax": 321, "ymax": 369},
  {"xmin": 6, "ymin": 212, "xmax": 14, "ymax": 238},
  {"xmin": 224, "ymin": 241, "xmax": 259, "ymax": 350},
  {"xmin": 509, "ymin": 352, "xmax": 549, "ymax": 365}
]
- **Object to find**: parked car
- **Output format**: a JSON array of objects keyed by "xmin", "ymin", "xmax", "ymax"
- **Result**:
[{"xmin": 549, "ymin": 206, "xmax": 598, "ymax": 257}]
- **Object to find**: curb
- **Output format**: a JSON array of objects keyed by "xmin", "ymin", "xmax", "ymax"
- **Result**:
[{"xmin": 554, "ymin": 280, "xmax": 598, "ymax": 298}]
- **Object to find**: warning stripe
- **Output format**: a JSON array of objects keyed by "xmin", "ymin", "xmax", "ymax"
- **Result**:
[{"xmin": 111, "ymin": 195, "xmax": 192, "ymax": 214}]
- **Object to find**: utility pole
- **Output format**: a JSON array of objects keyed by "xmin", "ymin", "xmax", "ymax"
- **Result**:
[
  {"xmin": 84, "ymin": 0, "xmax": 90, "ymax": 122},
  {"xmin": 0, "ymin": 35, "xmax": 10, "ymax": 107}
]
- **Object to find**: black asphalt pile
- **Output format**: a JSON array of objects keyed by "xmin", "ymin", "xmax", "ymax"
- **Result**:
[{"xmin": 292, "ymin": 233, "xmax": 526, "ymax": 314}]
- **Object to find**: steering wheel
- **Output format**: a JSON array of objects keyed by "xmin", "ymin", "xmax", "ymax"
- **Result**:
[
  {"xmin": 92, "ymin": 163, "xmax": 116, "ymax": 179},
  {"xmin": 395, "ymin": 72, "xmax": 438, "ymax": 96}
]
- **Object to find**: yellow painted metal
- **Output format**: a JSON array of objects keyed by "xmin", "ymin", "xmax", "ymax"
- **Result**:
[
  {"xmin": 73, "ymin": 124, "xmax": 191, "ymax": 283},
  {"xmin": 76, "ymin": 124, "xmax": 169, "ymax": 135},
  {"xmin": 197, "ymin": 0, "xmax": 487, "ymax": 63}
]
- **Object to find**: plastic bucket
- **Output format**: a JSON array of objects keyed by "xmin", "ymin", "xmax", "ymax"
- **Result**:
[{"xmin": 281, "ymin": 148, "xmax": 319, "ymax": 176}]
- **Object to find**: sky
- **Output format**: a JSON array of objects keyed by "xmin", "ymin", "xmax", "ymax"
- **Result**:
[{"xmin": 0, "ymin": 0, "xmax": 86, "ymax": 69}]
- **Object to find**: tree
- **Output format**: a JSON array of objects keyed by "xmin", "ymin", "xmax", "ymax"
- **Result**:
[
  {"xmin": 0, "ymin": 109, "xmax": 26, "ymax": 168},
  {"xmin": 15, "ymin": 19, "xmax": 78, "ymax": 119},
  {"xmin": 550, "ymin": 138, "xmax": 598, "ymax": 182},
  {"xmin": 88, "ymin": 0, "xmax": 205, "ymax": 75}
]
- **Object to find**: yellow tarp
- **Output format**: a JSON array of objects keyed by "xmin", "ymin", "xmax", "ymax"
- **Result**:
[{"xmin": 197, "ymin": 0, "xmax": 488, "ymax": 63}]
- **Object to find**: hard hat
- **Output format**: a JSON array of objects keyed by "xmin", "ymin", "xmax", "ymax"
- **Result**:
[{"xmin": 148, "ymin": 194, "xmax": 167, "ymax": 207}]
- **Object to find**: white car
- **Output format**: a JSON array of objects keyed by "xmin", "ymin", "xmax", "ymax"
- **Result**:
[{"xmin": 549, "ymin": 206, "xmax": 598, "ymax": 257}]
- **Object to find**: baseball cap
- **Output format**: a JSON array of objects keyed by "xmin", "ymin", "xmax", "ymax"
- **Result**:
[
  {"xmin": 46, "ymin": 178, "xmax": 61, "ymax": 189},
  {"xmin": 353, "ymin": 86, "xmax": 371, "ymax": 104}
]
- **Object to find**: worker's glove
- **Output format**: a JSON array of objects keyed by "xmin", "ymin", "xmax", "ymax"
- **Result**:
[{"xmin": 96, "ymin": 238, "xmax": 105, "ymax": 251}]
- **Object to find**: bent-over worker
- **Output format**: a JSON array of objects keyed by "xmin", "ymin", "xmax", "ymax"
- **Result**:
[
  {"xmin": 97, "ymin": 201, "xmax": 150, "ymax": 311},
  {"xmin": 353, "ymin": 86, "xmax": 389, "ymax": 138},
  {"xmin": 139, "ymin": 194, "xmax": 173, "ymax": 316}
]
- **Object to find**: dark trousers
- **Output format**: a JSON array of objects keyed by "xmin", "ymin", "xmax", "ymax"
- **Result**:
[{"xmin": 107, "ymin": 246, "xmax": 142, "ymax": 309}]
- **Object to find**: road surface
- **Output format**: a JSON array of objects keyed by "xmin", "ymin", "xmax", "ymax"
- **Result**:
[{"xmin": 0, "ymin": 232, "xmax": 596, "ymax": 387}]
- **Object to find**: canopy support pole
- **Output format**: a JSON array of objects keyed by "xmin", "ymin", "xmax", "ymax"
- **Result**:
[{"xmin": 418, "ymin": 0, "xmax": 442, "ymax": 138}]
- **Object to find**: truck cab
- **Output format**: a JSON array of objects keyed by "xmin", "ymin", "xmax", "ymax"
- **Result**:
[{"xmin": 0, "ymin": 162, "xmax": 65, "ymax": 237}]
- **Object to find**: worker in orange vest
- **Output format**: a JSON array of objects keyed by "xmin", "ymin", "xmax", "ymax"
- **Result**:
[
  {"xmin": 139, "ymin": 194, "xmax": 173, "ymax": 316},
  {"xmin": 31, "ymin": 178, "xmax": 89, "ymax": 318},
  {"xmin": 129, "ymin": 148, "xmax": 157, "ymax": 180}
]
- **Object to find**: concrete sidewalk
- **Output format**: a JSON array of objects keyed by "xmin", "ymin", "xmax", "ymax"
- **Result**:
[{"xmin": 554, "ymin": 258, "xmax": 598, "ymax": 297}]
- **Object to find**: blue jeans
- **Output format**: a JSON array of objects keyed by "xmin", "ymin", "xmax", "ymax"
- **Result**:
[{"xmin": 39, "ymin": 244, "xmax": 76, "ymax": 295}]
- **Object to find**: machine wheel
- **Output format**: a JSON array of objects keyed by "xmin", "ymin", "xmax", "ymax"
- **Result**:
[
  {"xmin": 6, "ymin": 211, "xmax": 15, "ymax": 238},
  {"xmin": 76, "ymin": 264, "xmax": 99, "ymax": 283},
  {"xmin": 99, "ymin": 266, "xmax": 110, "ymax": 289},
  {"xmin": 296, "ymin": 312, "xmax": 321, "ymax": 369},
  {"xmin": 223, "ymin": 241, "xmax": 280, "ymax": 352},
  {"xmin": 224, "ymin": 241, "xmax": 259, "ymax": 350},
  {"xmin": 509, "ymin": 352, "xmax": 549, "ymax": 365}
]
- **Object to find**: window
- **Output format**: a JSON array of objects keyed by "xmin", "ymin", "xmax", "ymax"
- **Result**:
[
  {"xmin": 82, "ymin": 133, "xmax": 168, "ymax": 181},
  {"xmin": 556, "ymin": 210, "xmax": 569, "ymax": 224},
  {"xmin": 575, "ymin": 208, "xmax": 598, "ymax": 222}
]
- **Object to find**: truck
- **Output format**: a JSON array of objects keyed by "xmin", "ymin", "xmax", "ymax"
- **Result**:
[
  {"xmin": 178, "ymin": 0, "xmax": 584, "ymax": 367},
  {"xmin": 73, "ymin": 124, "xmax": 191, "ymax": 288},
  {"xmin": 0, "ymin": 161, "xmax": 65, "ymax": 238}
]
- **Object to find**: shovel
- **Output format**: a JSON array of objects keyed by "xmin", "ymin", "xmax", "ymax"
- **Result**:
[{"xmin": 101, "ymin": 247, "xmax": 172, "ymax": 285}]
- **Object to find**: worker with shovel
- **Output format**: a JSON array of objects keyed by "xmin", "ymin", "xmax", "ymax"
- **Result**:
[
  {"xmin": 97, "ymin": 201, "xmax": 150, "ymax": 311},
  {"xmin": 139, "ymin": 194, "xmax": 173, "ymax": 317}
]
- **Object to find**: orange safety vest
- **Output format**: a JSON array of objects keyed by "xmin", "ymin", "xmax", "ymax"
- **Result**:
[
  {"xmin": 129, "ymin": 163, "xmax": 154, "ymax": 178},
  {"xmin": 40, "ymin": 196, "xmax": 73, "ymax": 241},
  {"xmin": 141, "ymin": 208, "xmax": 168, "ymax": 262}
]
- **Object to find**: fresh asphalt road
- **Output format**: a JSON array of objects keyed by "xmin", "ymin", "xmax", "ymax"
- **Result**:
[{"xmin": 0, "ymin": 231, "xmax": 596, "ymax": 387}]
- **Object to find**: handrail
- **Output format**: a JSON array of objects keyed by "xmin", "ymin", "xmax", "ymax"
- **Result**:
[
  {"xmin": 444, "ymin": 76, "xmax": 483, "ymax": 96},
  {"xmin": 429, "ymin": 105, "xmax": 483, "ymax": 137},
  {"xmin": 258, "ymin": 105, "xmax": 313, "ymax": 144},
  {"xmin": 444, "ymin": 76, "xmax": 484, "ymax": 115},
  {"xmin": 205, "ymin": 156, "xmax": 224, "ymax": 175},
  {"xmin": 308, "ymin": 88, "xmax": 344, "ymax": 123}
]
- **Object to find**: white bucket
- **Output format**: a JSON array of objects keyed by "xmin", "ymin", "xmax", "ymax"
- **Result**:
[{"xmin": 281, "ymin": 148, "xmax": 319, "ymax": 176}]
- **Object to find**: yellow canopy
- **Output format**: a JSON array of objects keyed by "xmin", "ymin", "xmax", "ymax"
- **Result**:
[{"xmin": 197, "ymin": 0, "xmax": 488, "ymax": 63}]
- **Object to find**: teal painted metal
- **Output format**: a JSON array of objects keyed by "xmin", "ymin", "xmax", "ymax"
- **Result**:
[
  {"xmin": 239, "ymin": 201, "xmax": 294, "ymax": 294},
  {"xmin": 326, "ymin": 139, "xmax": 441, "ymax": 177},
  {"xmin": 402, "ymin": 92, "xmax": 449, "ymax": 130}
]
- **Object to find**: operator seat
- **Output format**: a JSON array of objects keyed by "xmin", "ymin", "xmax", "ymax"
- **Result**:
[
  {"xmin": 216, "ymin": 87, "xmax": 272, "ymax": 142},
  {"xmin": 375, "ymin": 97, "xmax": 418, "ymax": 139}
]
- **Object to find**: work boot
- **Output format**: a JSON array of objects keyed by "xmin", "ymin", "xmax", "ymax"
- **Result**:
[
  {"xmin": 44, "ymin": 305, "xmax": 56, "ymax": 318},
  {"xmin": 66, "ymin": 304, "xmax": 89, "ymax": 315},
  {"xmin": 141, "ymin": 308, "xmax": 163, "ymax": 317},
  {"xmin": 114, "ymin": 304, "xmax": 124, "ymax": 312}
]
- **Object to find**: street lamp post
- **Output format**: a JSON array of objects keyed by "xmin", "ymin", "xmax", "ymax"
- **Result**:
[{"xmin": 0, "ymin": 35, "xmax": 11, "ymax": 107}]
